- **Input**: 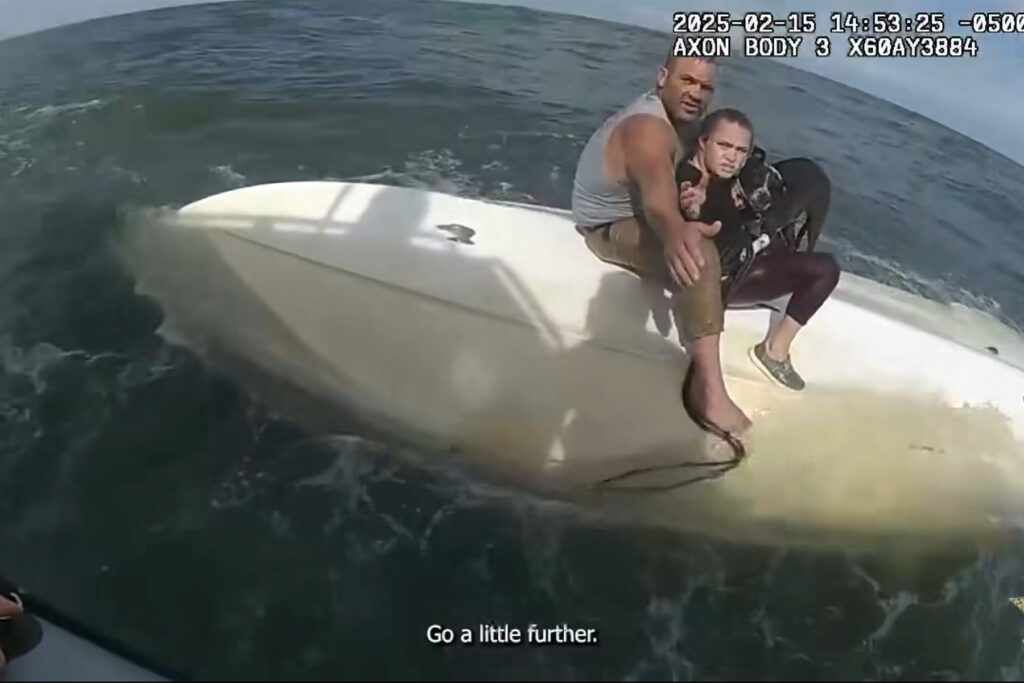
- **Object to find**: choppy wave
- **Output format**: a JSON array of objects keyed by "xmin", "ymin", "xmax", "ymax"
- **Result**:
[
  {"xmin": 339, "ymin": 147, "xmax": 539, "ymax": 202},
  {"xmin": 825, "ymin": 235, "xmax": 1021, "ymax": 334},
  {"xmin": 20, "ymin": 98, "xmax": 107, "ymax": 120},
  {"xmin": 209, "ymin": 163, "xmax": 247, "ymax": 187}
]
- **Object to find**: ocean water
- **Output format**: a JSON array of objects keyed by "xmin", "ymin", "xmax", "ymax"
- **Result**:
[{"xmin": 1, "ymin": 0, "xmax": 1023, "ymax": 679}]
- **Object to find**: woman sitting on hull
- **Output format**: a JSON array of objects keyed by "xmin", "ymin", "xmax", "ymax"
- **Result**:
[{"xmin": 675, "ymin": 108, "xmax": 840, "ymax": 390}]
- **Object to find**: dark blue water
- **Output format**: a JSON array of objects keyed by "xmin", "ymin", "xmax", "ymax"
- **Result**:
[{"xmin": 1, "ymin": 0, "xmax": 1023, "ymax": 679}]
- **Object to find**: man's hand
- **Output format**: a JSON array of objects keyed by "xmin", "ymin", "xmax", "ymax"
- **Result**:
[
  {"xmin": 663, "ymin": 218, "xmax": 721, "ymax": 287},
  {"xmin": 618, "ymin": 114, "xmax": 721, "ymax": 287},
  {"xmin": 730, "ymin": 182, "xmax": 746, "ymax": 209}
]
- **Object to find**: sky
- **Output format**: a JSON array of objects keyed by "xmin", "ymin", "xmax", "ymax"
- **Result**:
[{"xmin": 0, "ymin": 0, "xmax": 1021, "ymax": 163}]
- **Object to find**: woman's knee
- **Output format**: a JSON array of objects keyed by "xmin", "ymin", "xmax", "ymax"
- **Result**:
[{"xmin": 814, "ymin": 252, "xmax": 841, "ymax": 292}]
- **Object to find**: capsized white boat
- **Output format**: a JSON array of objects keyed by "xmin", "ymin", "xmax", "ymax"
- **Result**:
[{"xmin": 118, "ymin": 181, "xmax": 1024, "ymax": 551}]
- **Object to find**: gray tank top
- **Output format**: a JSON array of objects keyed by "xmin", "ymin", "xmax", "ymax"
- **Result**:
[{"xmin": 571, "ymin": 90, "xmax": 684, "ymax": 227}]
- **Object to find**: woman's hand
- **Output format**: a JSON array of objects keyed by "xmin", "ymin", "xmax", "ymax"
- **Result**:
[
  {"xmin": 679, "ymin": 171, "xmax": 707, "ymax": 220},
  {"xmin": 731, "ymin": 182, "xmax": 746, "ymax": 209}
]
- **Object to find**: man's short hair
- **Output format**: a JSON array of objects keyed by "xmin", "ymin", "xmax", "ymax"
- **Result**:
[{"xmin": 663, "ymin": 41, "xmax": 719, "ymax": 68}]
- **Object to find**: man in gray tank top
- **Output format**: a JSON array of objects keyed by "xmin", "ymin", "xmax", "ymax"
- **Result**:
[{"xmin": 570, "ymin": 51, "xmax": 752, "ymax": 435}]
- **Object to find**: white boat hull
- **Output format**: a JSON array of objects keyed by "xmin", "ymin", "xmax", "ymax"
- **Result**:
[{"xmin": 118, "ymin": 181, "xmax": 1024, "ymax": 550}]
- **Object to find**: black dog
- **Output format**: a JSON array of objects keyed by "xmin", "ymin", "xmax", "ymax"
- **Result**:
[{"xmin": 737, "ymin": 149, "xmax": 831, "ymax": 252}]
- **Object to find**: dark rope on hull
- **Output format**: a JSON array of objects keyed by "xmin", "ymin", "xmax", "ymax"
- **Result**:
[{"xmin": 592, "ymin": 362, "xmax": 748, "ymax": 493}]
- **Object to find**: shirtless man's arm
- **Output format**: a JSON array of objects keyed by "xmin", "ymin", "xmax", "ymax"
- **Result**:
[{"xmin": 619, "ymin": 114, "xmax": 720, "ymax": 287}]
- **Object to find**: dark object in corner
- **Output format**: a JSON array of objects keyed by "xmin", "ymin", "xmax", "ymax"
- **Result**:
[{"xmin": 0, "ymin": 575, "xmax": 43, "ymax": 664}]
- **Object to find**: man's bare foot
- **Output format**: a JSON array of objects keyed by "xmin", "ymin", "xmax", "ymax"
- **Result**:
[
  {"xmin": 701, "ymin": 393, "xmax": 752, "ymax": 434},
  {"xmin": 684, "ymin": 369, "xmax": 752, "ymax": 434}
]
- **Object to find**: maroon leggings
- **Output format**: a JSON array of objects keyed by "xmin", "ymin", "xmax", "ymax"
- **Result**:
[{"xmin": 727, "ymin": 242, "xmax": 840, "ymax": 325}]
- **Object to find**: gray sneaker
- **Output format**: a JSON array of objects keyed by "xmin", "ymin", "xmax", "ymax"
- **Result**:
[{"xmin": 749, "ymin": 341, "xmax": 805, "ymax": 391}]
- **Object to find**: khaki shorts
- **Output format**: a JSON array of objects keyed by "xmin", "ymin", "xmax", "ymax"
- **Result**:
[{"xmin": 577, "ymin": 217, "xmax": 724, "ymax": 340}]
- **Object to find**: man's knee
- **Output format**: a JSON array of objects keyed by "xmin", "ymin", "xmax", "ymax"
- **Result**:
[
  {"xmin": 580, "ymin": 223, "xmax": 621, "ymax": 266},
  {"xmin": 582, "ymin": 225, "xmax": 725, "ymax": 341},
  {"xmin": 698, "ymin": 236, "xmax": 721, "ymax": 276},
  {"xmin": 580, "ymin": 217, "xmax": 660, "ymax": 277}
]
